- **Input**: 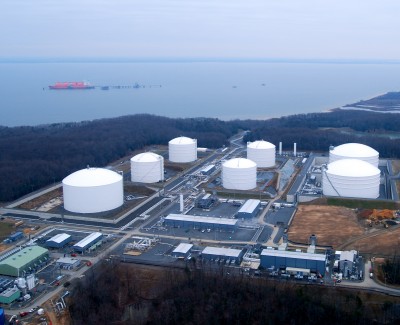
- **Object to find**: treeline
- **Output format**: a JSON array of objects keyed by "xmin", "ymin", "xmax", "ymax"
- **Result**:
[
  {"xmin": 244, "ymin": 110, "xmax": 400, "ymax": 157},
  {"xmin": 0, "ymin": 115, "xmax": 258, "ymax": 202},
  {"xmin": 67, "ymin": 262, "xmax": 400, "ymax": 324}
]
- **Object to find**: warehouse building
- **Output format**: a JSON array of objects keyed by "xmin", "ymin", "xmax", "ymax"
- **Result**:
[
  {"xmin": 172, "ymin": 243, "xmax": 193, "ymax": 259},
  {"xmin": 338, "ymin": 250, "xmax": 357, "ymax": 276},
  {"xmin": 236, "ymin": 199, "xmax": 261, "ymax": 219},
  {"xmin": 72, "ymin": 232, "xmax": 103, "ymax": 253},
  {"xmin": 260, "ymin": 248, "xmax": 326, "ymax": 274},
  {"xmin": 46, "ymin": 233, "xmax": 72, "ymax": 248},
  {"xmin": 56, "ymin": 257, "xmax": 81, "ymax": 270},
  {"xmin": 0, "ymin": 246, "xmax": 49, "ymax": 277},
  {"xmin": 201, "ymin": 247, "xmax": 244, "ymax": 264},
  {"xmin": 164, "ymin": 214, "xmax": 238, "ymax": 231},
  {"xmin": 0, "ymin": 287, "xmax": 21, "ymax": 304}
]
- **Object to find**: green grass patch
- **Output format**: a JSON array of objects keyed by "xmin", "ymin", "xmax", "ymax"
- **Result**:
[{"xmin": 327, "ymin": 198, "xmax": 400, "ymax": 210}]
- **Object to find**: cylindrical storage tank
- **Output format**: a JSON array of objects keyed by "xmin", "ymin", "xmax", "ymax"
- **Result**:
[
  {"xmin": 169, "ymin": 136, "xmax": 197, "ymax": 163},
  {"xmin": 322, "ymin": 159, "xmax": 380, "ymax": 199},
  {"xmin": 63, "ymin": 167, "xmax": 123, "ymax": 213},
  {"xmin": 222, "ymin": 158, "xmax": 257, "ymax": 190},
  {"xmin": 329, "ymin": 143, "xmax": 379, "ymax": 167},
  {"xmin": 131, "ymin": 152, "xmax": 164, "ymax": 183},
  {"xmin": 247, "ymin": 140, "xmax": 276, "ymax": 168}
]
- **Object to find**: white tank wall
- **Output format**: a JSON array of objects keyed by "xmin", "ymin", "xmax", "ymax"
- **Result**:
[
  {"xmin": 322, "ymin": 160, "xmax": 380, "ymax": 199},
  {"xmin": 169, "ymin": 137, "xmax": 197, "ymax": 163},
  {"xmin": 222, "ymin": 158, "xmax": 257, "ymax": 190},
  {"xmin": 329, "ymin": 143, "xmax": 379, "ymax": 167},
  {"xmin": 247, "ymin": 141, "xmax": 276, "ymax": 168},
  {"xmin": 131, "ymin": 154, "xmax": 164, "ymax": 183},
  {"xmin": 63, "ymin": 168, "xmax": 123, "ymax": 213}
]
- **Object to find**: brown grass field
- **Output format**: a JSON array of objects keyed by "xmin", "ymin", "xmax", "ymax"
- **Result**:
[{"xmin": 288, "ymin": 205, "xmax": 364, "ymax": 248}]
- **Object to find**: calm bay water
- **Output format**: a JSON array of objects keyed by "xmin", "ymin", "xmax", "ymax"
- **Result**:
[{"xmin": 1, "ymin": 62, "xmax": 400, "ymax": 127}]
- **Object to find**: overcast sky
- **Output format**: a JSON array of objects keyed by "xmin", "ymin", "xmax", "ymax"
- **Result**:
[{"xmin": 1, "ymin": 0, "xmax": 400, "ymax": 60}]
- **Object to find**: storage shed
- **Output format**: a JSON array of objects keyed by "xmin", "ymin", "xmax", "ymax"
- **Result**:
[
  {"xmin": 46, "ymin": 233, "xmax": 72, "ymax": 248},
  {"xmin": 236, "ymin": 199, "xmax": 261, "ymax": 219}
]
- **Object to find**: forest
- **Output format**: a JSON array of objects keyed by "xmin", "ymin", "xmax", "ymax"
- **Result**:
[
  {"xmin": 1, "ymin": 110, "xmax": 400, "ymax": 202},
  {"xmin": 67, "ymin": 262, "xmax": 400, "ymax": 325}
]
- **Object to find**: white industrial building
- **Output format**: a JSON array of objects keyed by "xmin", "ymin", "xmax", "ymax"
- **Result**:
[
  {"xmin": 130, "ymin": 152, "xmax": 164, "ymax": 183},
  {"xmin": 236, "ymin": 199, "xmax": 261, "ymax": 219},
  {"xmin": 172, "ymin": 243, "xmax": 193, "ymax": 259},
  {"xmin": 329, "ymin": 143, "xmax": 379, "ymax": 167},
  {"xmin": 63, "ymin": 167, "xmax": 123, "ymax": 213},
  {"xmin": 247, "ymin": 140, "xmax": 276, "ymax": 168},
  {"xmin": 72, "ymin": 232, "xmax": 103, "ymax": 253},
  {"xmin": 322, "ymin": 159, "xmax": 380, "ymax": 199},
  {"xmin": 169, "ymin": 136, "xmax": 197, "ymax": 163},
  {"xmin": 201, "ymin": 247, "xmax": 244, "ymax": 263},
  {"xmin": 222, "ymin": 158, "xmax": 257, "ymax": 190}
]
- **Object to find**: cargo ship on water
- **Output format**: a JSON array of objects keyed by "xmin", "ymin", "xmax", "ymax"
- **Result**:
[{"xmin": 49, "ymin": 81, "xmax": 95, "ymax": 90}]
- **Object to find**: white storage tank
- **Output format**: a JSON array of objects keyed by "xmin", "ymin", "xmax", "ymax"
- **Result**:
[
  {"xmin": 247, "ymin": 140, "xmax": 276, "ymax": 168},
  {"xmin": 131, "ymin": 152, "xmax": 164, "ymax": 183},
  {"xmin": 222, "ymin": 158, "xmax": 257, "ymax": 190},
  {"xmin": 63, "ymin": 167, "xmax": 123, "ymax": 213},
  {"xmin": 329, "ymin": 143, "xmax": 379, "ymax": 167},
  {"xmin": 322, "ymin": 159, "xmax": 380, "ymax": 199},
  {"xmin": 169, "ymin": 136, "xmax": 197, "ymax": 163}
]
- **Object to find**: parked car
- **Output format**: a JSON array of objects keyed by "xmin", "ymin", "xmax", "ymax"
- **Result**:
[{"xmin": 19, "ymin": 311, "xmax": 29, "ymax": 317}]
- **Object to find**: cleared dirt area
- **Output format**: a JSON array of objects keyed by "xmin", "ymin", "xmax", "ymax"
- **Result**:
[
  {"xmin": 346, "ymin": 227, "xmax": 400, "ymax": 256},
  {"xmin": 288, "ymin": 205, "xmax": 364, "ymax": 248}
]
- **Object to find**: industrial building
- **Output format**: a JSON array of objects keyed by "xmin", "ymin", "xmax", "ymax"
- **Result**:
[
  {"xmin": 131, "ymin": 152, "xmax": 164, "ymax": 183},
  {"xmin": 0, "ymin": 287, "xmax": 21, "ymax": 304},
  {"xmin": 46, "ymin": 233, "xmax": 72, "ymax": 248},
  {"xmin": 56, "ymin": 257, "xmax": 81, "ymax": 270},
  {"xmin": 236, "ymin": 199, "xmax": 261, "ymax": 219},
  {"xmin": 0, "ymin": 246, "xmax": 49, "ymax": 277},
  {"xmin": 222, "ymin": 158, "xmax": 257, "ymax": 190},
  {"xmin": 172, "ymin": 243, "xmax": 193, "ymax": 259},
  {"xmin": 169, "ymin": 136, "xmax": 197, "ymax": 163},
  {"xmin": 196, "ymin": 193, "xmax": 217, "ymax": 209},
  {"xmin": 338, "ymin": 250, "xmax": 357, "ymax": 276},
  {"xmin": 329, "ymin": 143, "xmax": 379, "ymax": 167},
  {"xmin": 247, "ymin": 140, "xmax": 276, "ymax": 168},
  {"xmin": 260, "ymin": 248, "xmax": 326, "ymax": 274},
  {"xmin": 63, "ymin": 167, "xmax": 124, "ymax": 213},
  {"xmin": 201, "ymin": 247, "xmax": 244, "ymax": 263},
  {"xmin": 200, "ymin": 164, "xmax": 215, "ymax": 175},
  {"xmin": 322, "ymin": 159, "xmax": 380, "ymax": 199},
  {"xmin": 164, "ymin": 214, "xmax": 238, "ymax": 231},
  {"xmin": 72, "ymin": 232, "xmax": 103, "ymax": 253}
]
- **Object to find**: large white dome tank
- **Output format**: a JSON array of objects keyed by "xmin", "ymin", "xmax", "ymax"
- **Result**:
[
  {"xmin": 322, "ymin": 159, "xmax": 380, "ymax": 199},
  {"xmin": 169, "ymin": 136, "xmax": 197, "ymax": 163},
  {"xmin": 247, "ymin": 140, "xmax": 276, "ymax": 168},
  {"xmin": 329, "ymin": 143, "xmax": 379, "ymax": 167},
  {"xmin": 63, "ymin": 167, "xmax": 123, "ymax": 213},
  {"xmin": 131, "ymin": 152, "xmax": 164, "ymax": 183},
  {"xmin": 222, "ymin": 158, "xmax": 257, "ymax": 190}
]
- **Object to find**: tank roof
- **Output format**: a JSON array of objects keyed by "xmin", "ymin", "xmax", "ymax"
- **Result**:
[
  {"xmin": 62, "ymin": 168, "xmax": 122, "ymax": 187},
  {"xmin": 330, "ymin": 143, "xmax": 378, "ymax": 158},
  {"xmin": 131, "ymin": 152, "xmax": 162, "ymax": 163},
  {"xmin": 247, "ymin": 140, "xmax": 275, "ymax": 149},
  {"xmin": 169, "ymin": 136, "xmax": 196, "ymax": 145},
  {"xmin": 326, "ymin": 159, "xmax": 380, "ymax": 177},
  {"xmin": 223, "ymin": 158, "xmax": 256, "ymax": 169}
]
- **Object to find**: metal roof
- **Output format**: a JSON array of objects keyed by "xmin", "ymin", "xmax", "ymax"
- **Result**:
[
  {"xmin": 73, "ymin": 232, "xmax": 102, "ymax": 249},
  {"xmin": 201, "ymin": 164, "xmax": 215, "ymax": 173},
  {"xmin": 63, "ymin": 168, "xmax": 122, "ymax": 187},
  {"xmin": 223, "ymin": 158, "xmax": 256, "ymax": 169},
  {"xmin": 202, "ymin": 246, "xmax": 243, "ymax": 258},
  {"xmin": 46, "ymin": 233, "xmax": 71, "ymax": 244},
  {"xmin": 169, "ymin": 136, "xmax": 196, "ymax": 145},
  {"xmin": 339, "ymin": 250, "xmax": 357, "ymax": 263},
  {"xmin": 172, "ymin": 243, "xmax": 193, "ymax": 254},
  {"xmin": 165, "ymin": 214, "xmax": 238, "ymax": 226},
  {"xmin": 238, "ymin": 199, "xmax": 260, "ymax": 214},
  {"xmin": 0, "ymin": 287, "xmax": 20, "ymax": 298},
  {"xmin": 330, "ymin": 143, "xmax": 378, "ymax": 158},
  {"xmin": 0, "ymin": 246, "xmax": 48, "ymax": 269},
  {"xmin": 131, "ymin": 152, "xmax": 162, "ymax": 163},
  {"xmin": 326, "ymin": 159, "xmax": 380, "ymax": 177},
  {"xmin": 261, "ymin": 249, "xmax": 326, "ymax": 262},
  {"xmin": 247, "ymin": 140, "xmax": 275, "ymax": 149},
  {"xmin": 56, "ymin": 257, "xmax": 80, "ymax": 265}
]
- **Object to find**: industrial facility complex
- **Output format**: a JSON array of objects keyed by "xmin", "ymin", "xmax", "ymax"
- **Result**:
[{"xmin": 1, "ymin": 133, "xmax": 399, "ymax": 318}]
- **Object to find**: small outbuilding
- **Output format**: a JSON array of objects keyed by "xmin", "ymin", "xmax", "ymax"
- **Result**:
[
  {"xmin": 56, "ymin": 257, "xmax": 81, "ymax": 270},
  {"xmin": 46, "ymin": 233, "xmax": 72, "ymax": 248},
  {"xmin": 172, "ymin": 243, "xmax": 193, "ymax": 259}
]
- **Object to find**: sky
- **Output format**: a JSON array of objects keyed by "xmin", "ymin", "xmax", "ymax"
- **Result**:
[{"xmin": 1, "ymin": 0, "xmax": 400, "ymax": 60}]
